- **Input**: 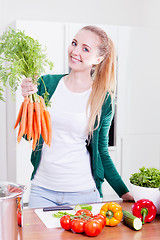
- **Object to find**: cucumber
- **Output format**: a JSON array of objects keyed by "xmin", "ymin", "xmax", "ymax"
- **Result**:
[
  {"xmin": 75, "ymin": 204, "xmax": 92, "ymax": 212},
  {"xmin": 122, "ymin": 210, "xmax": 142, "ymax": 231}
]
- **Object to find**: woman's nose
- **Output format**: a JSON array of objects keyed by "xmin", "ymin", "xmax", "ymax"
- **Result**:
[{"xmin": 72, "ymin": 46, "xmax": 80, "ymax": 55}]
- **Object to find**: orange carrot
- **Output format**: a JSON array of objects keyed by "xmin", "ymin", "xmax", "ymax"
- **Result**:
[
  {"xmin": 41, "ymin": 113, "xmax": 48, "ymax": 144},
  {"xmin": 17, "ymin": 123, "xmax": 21, "ymax": 141},
  {"xmin": 44, "ymin": 110, "xmax": 52, "ymax": 147},
  {"xmin": 34, "ymin": 101, "xmax": 41, "ymax": 139},
  {"xmin": 14, "ymin": 102, "xmax": 24, "ymax": 129},
  {"xmin": 27, "ymin": 101, "xmax": 34, "ymax": 141},
  {"xmin": 40, "ymin": 104, "xmax": 48, "ymax": 144},
  {"xmin": 24, "ymin": 111, "xmax": 28, "ymax": 135},
  {"xmin": 39, "ymin": 96, "xmax": 47, "ymax": 111},
  {"xmin": 31, "ymin": 113, "xmax": 35, "ymax": 141},
  {"xmin": 15, "ymin": 93, "xmax": 52, "ymax": 148},
  {"xmin": 39, "ymin": 96, "xmax": 52, "ymax": 147},
  {"xmin": 32, "ymin": 111, "xmax": 38, "ymax": 151},
  {"xmin": 17, "ymin": 97, "xmax": 29, "ymax": 143}
]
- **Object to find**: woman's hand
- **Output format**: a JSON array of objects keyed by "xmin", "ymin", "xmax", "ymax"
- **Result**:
[
  {"xmin": 21, "ymin": 77, "xmax": 38, "ymax": 97},
  {"xmin": 121, "ymin": 192, "xmax": 134, "ymax": 202}
]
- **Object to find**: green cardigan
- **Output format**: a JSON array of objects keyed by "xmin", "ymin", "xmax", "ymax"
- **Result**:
[{"xmin": 30, "ymin": 74, "xmax": 129, "ymax": 198}]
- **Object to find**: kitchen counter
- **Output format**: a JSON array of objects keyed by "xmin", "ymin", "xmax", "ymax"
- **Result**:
[{"xmin": 18, "ymin": 201, "xmax": 160, "ymax": 240}]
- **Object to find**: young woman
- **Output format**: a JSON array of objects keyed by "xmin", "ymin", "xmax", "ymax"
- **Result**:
[{"xmin": 21, "ymin": 25, "xmax": 133, "ymax": 208}]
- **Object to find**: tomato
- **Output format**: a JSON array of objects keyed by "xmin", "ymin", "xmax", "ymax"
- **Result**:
[
  {"xmin": 94, "ymin": 214, "xmax": 106, "ymax": 228},
  {"xmin": 18, "ymin": 203, "xmax": 21, "ymax": 209},
  {"xmin": 60, "ymin": 215, "xmax": 71, "ymax": 230},
  {"xmin": 75, "ymin": 209, "xmax": 93, "ymax": 218},
  {"xmin": 17, "ymin": 211, "xmax": 22, "ymax": 227},
  {"xmin": 84, "ymin": 219, "xmax": 102, "ymax": 237},
  {"xmin": 71, "ymin": 218, "xmax": 87, "ymax": 233}
]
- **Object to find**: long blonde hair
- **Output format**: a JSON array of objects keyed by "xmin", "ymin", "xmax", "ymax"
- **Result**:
[{"xmin": 82, "ymin": 26, "xmax": 116, "ymax": 136}]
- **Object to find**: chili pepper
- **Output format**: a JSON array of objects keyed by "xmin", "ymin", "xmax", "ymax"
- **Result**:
[
  {"xmin": 132, "ymin": 199, "xmax": 157, "ymax": 224},
  {"xmin": 100, "ymin": 202, "xmax": 123, "ymax": 226}
]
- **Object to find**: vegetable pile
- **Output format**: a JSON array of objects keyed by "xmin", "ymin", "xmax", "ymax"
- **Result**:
[
  {"xmin": 14, "ymin": 94, "xmax": 52, "ymax": 150},
  {"xmin": 0, "ymin": 27, "xmax": 54, "ymax": 149},
  {"xmin": 57, "ymin": 202, "xmax": 124, "ymax": 237},
  {"xmin": 56, "ymin": 200, "xmax": 158, "ymax": 236},
  {"xmin": 122, "ymin": 199, "xmax": 157, "ymax": 231},
  {"xmin": 59, "ymin": 209, "xmax": 105, "ymax": 237},
  {"xmin": 130, "ymin": 167, "xmax": 160, "ymax": 188}
]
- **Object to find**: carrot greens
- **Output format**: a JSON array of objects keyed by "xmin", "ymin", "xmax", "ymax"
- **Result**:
[
  {"xmin": 0, "ymin": 27, "xmax": 54, "ymax": 104},
  {"xmin": 0, "ymin": 27, "xmax": 54, "ymax": 148}
]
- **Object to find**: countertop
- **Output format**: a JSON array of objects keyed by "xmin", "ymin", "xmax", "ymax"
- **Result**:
[{"xmin": 18, "ymin": 201, "xmax": 160, "ymax": 240}]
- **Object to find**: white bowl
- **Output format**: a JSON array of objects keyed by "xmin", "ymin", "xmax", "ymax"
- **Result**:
[{"xmin": 130, "ymin": 183, "xmax": 160, "ymax": 214}]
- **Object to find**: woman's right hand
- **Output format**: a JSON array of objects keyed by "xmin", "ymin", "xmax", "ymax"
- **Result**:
[{"xmin": 21, "ymin": 77, "xmax": 38, "ymax": 97}]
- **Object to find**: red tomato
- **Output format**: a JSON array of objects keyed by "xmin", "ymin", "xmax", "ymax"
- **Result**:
[
  {"xmin": 94, "ymin": 214, "xmax": 106, "ymax": 228},
  {"xmin": 71, "ymin": 218, "xmax": 87, "ymax": 233},
  {"xmin": 18, "ymin": 203, "xmax": 21, "ymax": 209},
  {"xmin": 75, "ymin": 209, "xmax": 93, "ymax": 218},
  {"xmin": 84, "ymin": 219, "xmax": 102, "ymax": 237},
  {"xmin": 60, "ymin": 215, "xmax": 71, "ymax": 230},
  {"xmin": 17, "ymin": 211, "xmax": 22, "ymax": 227}
]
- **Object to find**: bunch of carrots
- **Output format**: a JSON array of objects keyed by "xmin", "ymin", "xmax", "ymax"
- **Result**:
[{"xmin": 14, "ymin": 93, "xmax": 52, "ymax": 151}]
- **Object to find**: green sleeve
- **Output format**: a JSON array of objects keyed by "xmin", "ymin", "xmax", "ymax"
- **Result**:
[
  {"xmin": 98, "ymin": 95, "xmax": 129, "ymax": 197},
  {"xmin": 37, "ymin": 74, "xmax": 67, "ymax": 100}
]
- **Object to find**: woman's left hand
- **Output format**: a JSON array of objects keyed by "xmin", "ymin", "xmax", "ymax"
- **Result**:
[{"xmin": 121, "ymin": 192, "xmax": 134, "ymax": 202}]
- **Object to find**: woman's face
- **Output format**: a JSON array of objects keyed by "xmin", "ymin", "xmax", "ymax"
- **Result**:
[{"xmin": 68, "ymin": 29, "xmax": 102, "ymax": 72}]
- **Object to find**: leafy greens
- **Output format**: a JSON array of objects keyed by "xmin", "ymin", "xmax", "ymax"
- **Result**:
[
  {"xmin": 130, "ymin": 167, "xmax": 160, "ymax": 188},
  {"xmin": 0, "ymin": 27, "xmax": 54, "ymax": 104},
  {"xmin": 53, "ymin": 211, "xmax": 74, "ymax": 218}
]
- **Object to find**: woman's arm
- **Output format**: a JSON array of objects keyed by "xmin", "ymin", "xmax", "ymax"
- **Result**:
[{"xmin": 98, "ymin": 95, "xmax": 133, "ymax": 201}]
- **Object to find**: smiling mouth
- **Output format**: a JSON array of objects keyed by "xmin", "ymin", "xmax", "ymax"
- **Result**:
[{"xmin": 71, "ymin": 56, "xmax": 82, "ymax": 62}]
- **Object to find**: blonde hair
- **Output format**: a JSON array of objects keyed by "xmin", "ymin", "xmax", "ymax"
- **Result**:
[{"xmin": 81, "ymin": 26, "xmax": 116, "ymax": 136}]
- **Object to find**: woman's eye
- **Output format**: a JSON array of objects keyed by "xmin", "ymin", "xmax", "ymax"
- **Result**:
[
  {"xmin": 83, "ymin": 47, "xmax": 89, "ymax": 52},
  {"xmin": 72, "ymin": 41, "xmax": 77, "ymax": 46}
]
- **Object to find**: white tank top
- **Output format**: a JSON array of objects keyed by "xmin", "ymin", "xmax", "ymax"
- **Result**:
[{"xmin": 32, "ymin": 77, "xmax": 96, "ymax": 191}]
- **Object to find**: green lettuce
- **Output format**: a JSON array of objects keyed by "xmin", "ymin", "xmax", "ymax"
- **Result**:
[{"xmin": 130, "ymin": 167, "xmax": 160, "ymax": 188}]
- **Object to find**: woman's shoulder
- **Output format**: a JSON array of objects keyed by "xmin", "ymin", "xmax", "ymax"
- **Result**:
[
  {"xmin": 41, "ymin": 74, "xmax": 67, "ymax": 85},
  {"xmin": 38, "ymin": 73, "xmax": 67, "ymax": 95}
]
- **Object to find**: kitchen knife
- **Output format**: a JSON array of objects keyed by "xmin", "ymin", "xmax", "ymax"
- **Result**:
[{"xmin": 43, "ymin": 206, "xmax": 73, "ymax": 212}]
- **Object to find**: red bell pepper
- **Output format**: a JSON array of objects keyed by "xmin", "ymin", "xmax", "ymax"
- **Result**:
[{"xmin": 132, "ymin": 199, "xmax": 157, "ymax": 224}]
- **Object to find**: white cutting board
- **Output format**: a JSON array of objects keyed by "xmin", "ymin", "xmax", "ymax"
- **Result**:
[{"xmin": 35, "ymin": 203, "xmax": 105, "ymax": 228}]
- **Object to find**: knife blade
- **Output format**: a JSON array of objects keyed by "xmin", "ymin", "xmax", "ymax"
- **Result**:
[{"xmin": 43, "ymin": 206, "xmax": 73, "ymax": 212}]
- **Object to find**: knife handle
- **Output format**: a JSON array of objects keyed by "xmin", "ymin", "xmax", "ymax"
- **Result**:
[{"xmin": 43, "ymin": 206, "xmax": 73, "ymax": 212}]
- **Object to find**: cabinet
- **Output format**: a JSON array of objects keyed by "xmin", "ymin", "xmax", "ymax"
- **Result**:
[{"xmin": 6, "ymin": 21, "xmax": 160, "ymax": 203}]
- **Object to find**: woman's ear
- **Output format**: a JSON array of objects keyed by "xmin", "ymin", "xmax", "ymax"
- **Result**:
[{"xmin": 94, "ymin": 56, "xmax": 104, "ymax": 65}]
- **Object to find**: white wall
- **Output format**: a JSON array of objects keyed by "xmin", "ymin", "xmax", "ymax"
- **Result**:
[
  {"xmin": 116, "ymin": 26, "xmax": 160, "ymax": 187},
  {"xmin": 1, "ymin": 0, "xmax": 145, "ymax": 32},
  {"xmin": 142, "ymin": 0, "xmax": 160, "ymax": 28},
  {"xmin": 0, "ymin": 92, "xmax": 7, "ymax": 181},
  {"xmin": 0, "ymin": 0, "xmax": 7, "ymax": 181},
  {"xmin": 1, "ymin": 0, "xmax": 160, "ymax": 33}
]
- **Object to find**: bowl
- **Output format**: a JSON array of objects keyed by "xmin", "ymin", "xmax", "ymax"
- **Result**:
[{"xmin": 130, "ymin": 182, "xmax": 160, "ymax": 214}]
